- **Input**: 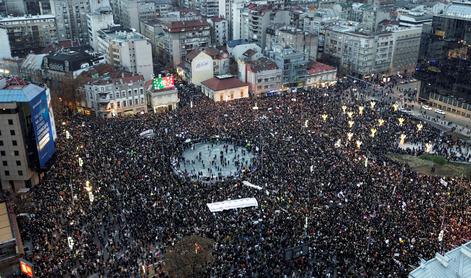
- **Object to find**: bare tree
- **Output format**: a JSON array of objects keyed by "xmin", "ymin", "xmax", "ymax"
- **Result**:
[{"xmin": 164, "ymin": 235, "xmax": 215, "ymax": 278}]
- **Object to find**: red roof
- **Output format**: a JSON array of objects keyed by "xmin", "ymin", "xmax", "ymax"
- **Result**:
[
  {"xmin": 201, "ymin": 77, "xmax": 248, "ymax": 91},
  {"xmin": 307, "ymin": 62, "xmax": 336, "ymax": 75},
  {"xmin": 247, "ymin": 57, "xmax": 278, "ymax": 73},
  {"xmin": 163, "ymin": 20, "xmax": 209, "ymax": 33}
]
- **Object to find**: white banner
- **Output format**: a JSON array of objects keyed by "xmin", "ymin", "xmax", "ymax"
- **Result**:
[
  {"xmin": 139, "ymin": 129, "xmax": 155, "ymax": 138},
  {"xmin": 207, "ymin": 198, "xmax": 258, "ymax": 212},
  {"xmin": 242, "ymin": 181, "xmax": 262, "ymax": 190}
]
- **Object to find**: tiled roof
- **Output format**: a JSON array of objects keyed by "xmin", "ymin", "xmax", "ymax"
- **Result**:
[
  {"xmin": 247, "ymin": 57, "xmax": 278, "ymax": 73},
  {"xmin": 201, "ymin": 77, "xmax": 248, "ymax": 91},
  {"xmin": 163, "ymin": 19, "xmax": 209, "ymax": 33},
  {"xmin": 307, "ymin": 62, "xmax": 336, "ymax": 75}
]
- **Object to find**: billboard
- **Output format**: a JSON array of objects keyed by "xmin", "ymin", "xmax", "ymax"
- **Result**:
[
  {"xmin": 29, "ymin": 90, "xmax": 55, "ymax": 168},
  {"xmin": 152, "ymin": 75, "xmax": 174, "ymax": 90}
]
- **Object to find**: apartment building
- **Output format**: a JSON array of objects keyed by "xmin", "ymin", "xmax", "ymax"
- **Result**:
[
  {"xmin": 0, "ymin": 15, "xmax": 58, "ymax": 57},
  {"xmin": 97, "ymin": 26, "xmax": 153, "ymax": 80}
]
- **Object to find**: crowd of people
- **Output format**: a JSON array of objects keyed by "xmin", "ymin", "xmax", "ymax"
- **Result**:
[{"xmin": 16, "ymin": 78, "xmax": 471, "ymax": 277}]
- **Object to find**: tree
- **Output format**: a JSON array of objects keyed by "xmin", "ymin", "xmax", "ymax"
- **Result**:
[{"xmin": 164, "ymin": 235, "xmax": 214, "ymax": 278}]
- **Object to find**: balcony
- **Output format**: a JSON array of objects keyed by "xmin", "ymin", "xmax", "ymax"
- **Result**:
[{"xmin": 98, "ymin": 97, "xmax": 110, "ymax": 104}]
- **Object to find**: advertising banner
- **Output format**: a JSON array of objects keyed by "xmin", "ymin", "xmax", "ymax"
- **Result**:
[{"xmin": 29, "ymin": 90, "xmax": 55, "ymax": 168}]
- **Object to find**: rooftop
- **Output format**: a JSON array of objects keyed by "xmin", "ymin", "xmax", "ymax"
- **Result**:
[
  {"xmin": 201, "ymin": 76, "xmax": 248, "ymax": 91},
  {"xmin": 409, "ymin": 240, "xmax": 471, "ymax": 278},
  {"xmin": 247, "ymin": 57, "xmax": 279, "ymax": 73},
  {"xmin": 0, "ymin": 14, "xmax": 55, "ymax": 23},
  {"xmin": 227, "ymin": 39, "xmax": 249, "ymax": 48},
  {"xmin": 163, "ymin": 19, "xmax": 209, "ymax": 33},
  {"xmin": 307, "ymin": 62, "xmax": 336, "ymax": 75},
  {"xmin": 81, "ymin": 64, "xmax": 144, "ymax": 85},
  {"xmin": 443, "ymin": 1, "xmax": 471, "ymax": 20},
  {"xmin": 98, "ymin": 26, "xmax": 147, "ymax": 42},
  {"xmin": 0, "ymin": 78, "xmax": 45, "ymax": 103}
]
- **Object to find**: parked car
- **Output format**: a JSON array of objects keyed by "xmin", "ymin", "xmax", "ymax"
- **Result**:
[
  {"xmin": 422, "ymin": 105, "xmax": 432, "ymax": 111},
  {"xmin": 435, "ymin": 109, "xmax": 446, "ymax": 115}
]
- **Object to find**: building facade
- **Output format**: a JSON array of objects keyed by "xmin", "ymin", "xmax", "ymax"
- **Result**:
[
  {"xmin": 305, "ymin": 62, "xmax": 337, "ymax": 89},
  {"xmin": 146, "ymin": 19, "xmax": 211, "ymax": 66},
  {"xmin": 50, "ymin": 0, "xmax": 112, "ymax": 43},
  {"xmin": 266, "ymin": 44, "xmax": 306, "ymax": 87},
  {"xmin": 201, "ymin": 76, "xmax": 249, "ymax": 102},
  {"xmin": 245, "ymin": 57, "xmax": 282, "ymax": 97},
  {"xmin": 208, "ymin": 17, "xmax": 228, "ymax": 46},
  {"xmin": 82, "ymin": 71, "xmax": 147, "ymax": 118},
  {"xmin": 0, "ymin": 15, "xmax": 58, "ymax": 57},
  {"xmin": 87, "ymin": 6, "xmax": 115, "ymax": 52},
  {"xmin": 0, "ymin": 78, "xmax": 56, "ymax": 192},
  {"xmin": 0, "ymin": 27, "xmax": 11, "ymax": 60},
  {"xmin": 97, "ymin": 26, "xmax": 153, "ymax": 80},
  {"xmin": 390, "ymin": 26, "xmax": 422, "ymax": 74}
]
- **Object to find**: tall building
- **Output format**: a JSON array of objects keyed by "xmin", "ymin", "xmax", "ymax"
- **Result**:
[
  {"xmin": 207, "ymin": 17, "xmax": 228, "ymax": 46},
  {"xmin": 245, "ymin": 3, "xmax": 291, "ymax": 49},
  {"xmin": 0, "ymin": 28, "xmax": 11, "ymax": 60},
  {"xmin": 324, "ymin": 25, "xmax": 393, "ymax": 76},
  {"xmin": 51, "ymin": 0, "xmax": 111, "ymax": 43},
  {"xmin": 0, "ymin": 0, "xmax": 26, "ymax": 16},
  {"xmin": 266, "ymin": 44, "xmax": 306, "ymax": 86},
  {"xmin": 390, "ymin": 26, "xmax": 422, "ymax": 74},
  {"xmin": 427, "ymin": 0, "xmax": 471, "ymax": 61},
  {"xmin": 0, "ymin": 15, "xmax": 58, "ymax": 57},
  {"xmin": 97, "ymin": 26, "xmax": 154, "ymax": 80},
  {"xmin": 200, "ymin": 0, "xmax": 219, "ymax": 17},
  {"xmin": 142, "ymin": 19, "xmax": 211, "ymax": 66},
  {"xmin": 24, "ymin": 0, "xmax": 52, "ymax": 15},
  {"xmin": 87, "ymin": 6, "xmax": 115, "ymax": 52},
  {"xmin": 0, "ymin": 77, "xmax": 56, "ymax": 192}
]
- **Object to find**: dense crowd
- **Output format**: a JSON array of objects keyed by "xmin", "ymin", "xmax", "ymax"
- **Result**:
[{"xmin": 16, "ymin": 79, "xmax": 471, "ymax": 277}]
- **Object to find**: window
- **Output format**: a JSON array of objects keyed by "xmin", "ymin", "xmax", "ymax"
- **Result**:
[
  {"xmin": 14, "ymin": 151, "xmax": 19, "ymax": 156},
  {"xmin": 4, "ymin": 170, "xmax": 9, "ymax": 176},
  {"xmin": 2, "ymin": 161, "xmax": 6, "ymax": 166},
  {"xmin": 12, "ymin": 140, "xmax": 17, "ymax": 146},
  {"xmin": 0, "ymin": 151, "xmax": 4, "ymax": 156},
  {"xmin": 16, "ymin": 161, "xmax": 20, "ymax": 166},
  {"xmin": 18, "ymin": 170, "xmax": 23, "ymax": 176},
  {"xmin": 0, "ymin": 141, "xmax": 3, "ymax": 146},
  {"xmin": 8, "ymin": 119, "xmax": 13, "ymax": 125},
  {"xmin": 10, "ymin": 130, "xmax": 15, "ymax": 136}
]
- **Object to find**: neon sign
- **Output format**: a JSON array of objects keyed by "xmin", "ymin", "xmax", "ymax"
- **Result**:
[{"xmin": 152, "ymin": 75, "xmax": 174, "ymax": 90}]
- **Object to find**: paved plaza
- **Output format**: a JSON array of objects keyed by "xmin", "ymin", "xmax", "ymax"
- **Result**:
[{"xmin": 173, "ymin": 141, "xmax": 255, "ymax": 182}]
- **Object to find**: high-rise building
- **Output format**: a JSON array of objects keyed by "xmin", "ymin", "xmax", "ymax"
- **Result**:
[
  {"xmin": 87, "ymin": 6, "xmax": 115, "ymax": 51},
  {"xmin": 0, "ymin": 27, "xmax": 11, "ymax": 60},
  {"xmin": 0, "ymin": 77, "xmax": 56, "ymax": 192},
  {"xmin": 142, "ymin": 18, "xmax": 211, "ymax": 66},
  {"xmin": 97, "ymin": 26, "xmax": 154, "ymax": 80},
  {"xmin": 51, "ymin": 0, "xmax": 111, "ymax": 43},
  {"xmin": 0, "ymin": 15, "xmax": 58, "ymax": 57}
]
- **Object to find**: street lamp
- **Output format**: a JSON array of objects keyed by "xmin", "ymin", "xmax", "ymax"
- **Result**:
[
  {"xmin": 321, "ymin": 113, "xmax": 328, "ymax": 121},
  {"xmin": 416, "ymin": 123, "xmax": 423, "ymax": 132},
  {"xmin": 348, "ymin": 120, "xmax": 354, "ymax": 128},
  {"xmin": 347, "ymin": 132, "xmax": 353, "ymax": 141},
  {"xmin": 425, "ymin": 143, "xmax": 433, "ymax": 153},
  {"xmin": 370, "ymin": 101, "xmax": 376, "ymax": 110},
  {"xmin": 370, "ymin": 128, "xmax": 377, "ymax": 138},
  {"xmin": 358, "ymin": 106, "xmax": 364, "ymax": 115},
  {"xmin": 399, "ymin": 134, "xmax": 406, "ymax": 145},
  {"xmin": 84, "ymin": 180, "xmax": 94, "ymax": 203},
  {"xmin": 398, "ymin": 117, "xmax": 405, "ymax": 126},
  {"xmin": 341, "ymin": 105, "xmax": 347, "ymax": 114},
  {"xmin": 392, "ymin": 103, "xmax": 399, "ymax": 112},
  {"xmin": 377, "ymin": 119, "xmax": 385, "ymax": 127},
  {"xmin": 347, "ymin": 111, "xmax": 354, "ymax": 119},
  {"xmin": 356, "ymin": 140, "xmax": 362, "ymax": 149}
]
